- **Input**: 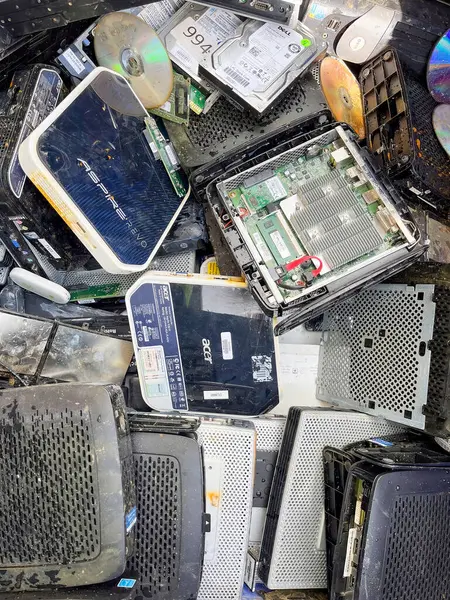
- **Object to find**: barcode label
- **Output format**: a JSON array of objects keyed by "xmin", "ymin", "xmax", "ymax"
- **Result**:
[
  {"xmin": 224, "ymin": 66, "xmax": 250, "ymax": 88},
  {"xmin": 220, "ymin": 332, "xmax": 233, "ymax": 360},
  {"xmin": 204, "ymin": 390, "xmax": 229, "ymax": 400},
  {"xmin": 252, "ymin": 355, "xmax": 273, "ymax": 383}
]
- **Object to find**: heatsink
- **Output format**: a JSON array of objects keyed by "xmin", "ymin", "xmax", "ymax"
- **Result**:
[{"xmin": 281, "ymin": 175, "xmax": 383, "ymax": 270}]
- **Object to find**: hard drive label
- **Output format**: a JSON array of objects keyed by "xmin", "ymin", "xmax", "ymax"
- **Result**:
[
  {"xmin": 170, "ymin": 7, "xmax": 241, "ymax": 72},
  {"xmin": 130, "ymin": 282, "xmax": 188, "ymax": 410},
  {"xmin": 61, "ymin": 48, "xmax": 85, "ymax": 76},
  {"xmin": 217, "ymin": 22, "xmax": 308, "ymax": 94}
]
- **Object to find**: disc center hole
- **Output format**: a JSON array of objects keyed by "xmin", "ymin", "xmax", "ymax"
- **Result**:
[
  {"xmin": 338, "ymin": 86, "xmax": 353, "ymax": 110},
  {"xmin": 121, "ymin": 47, "xmax": 144, "ymax": 77}
]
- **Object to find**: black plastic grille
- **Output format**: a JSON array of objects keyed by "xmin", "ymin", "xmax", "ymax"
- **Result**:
[
  {"xmin": 0, "ymin": 117, "xmax": 16, "ymax": 159},
  {"xmin": 382, "ymin": 492, "xmax": 450, "ymax": 600},
  {"xmin": 427, "ymin": 286, "xmax": 450, "ymax": 418},
  {"xmin": 129, "ymin": 454, "xmax": 181, "ymax": 599},
  {"xmin": 0, "ymin": 404, "xmax": 100, "ymax": 566},
  {"xmin": 187, "ymin": 81, "xmax": 308, "ymax": 150},
  {"xmin": 402, "ymin": 72, "xmax": 450, "ymax": 201}
]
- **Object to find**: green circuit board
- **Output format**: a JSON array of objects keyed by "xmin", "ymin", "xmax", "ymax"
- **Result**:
[{"xmin": 225, "ymin": 141, "xmax": 406, "ymax": 300}]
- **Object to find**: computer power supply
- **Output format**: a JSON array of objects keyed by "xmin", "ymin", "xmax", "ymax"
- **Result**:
[
  {"xmin": 0, "ymin": 384, "xmax": 135, "ymax": 592},
  {"xmin": 197, "ymin": 417, "xmax": 256, "ymax": 600},
  {"xmin": 258, "ymin": 408, "xmax": 404, "ymax": 590}
]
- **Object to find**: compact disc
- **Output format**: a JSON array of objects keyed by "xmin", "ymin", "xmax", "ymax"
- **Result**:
[
  {"xmin": 427, "ymin": 29, "xmax": 450, "ymax": 104},
  {"xmin": 432, "ymin": 104, "xmax": 450, "ymax": 157},
  {"xmin": 94, "ymin": 12, "xmax": 173, "ymax": 109},
  {"xmin": 320, "ymin": 56, "xmax": 365, "ymax": 139}
]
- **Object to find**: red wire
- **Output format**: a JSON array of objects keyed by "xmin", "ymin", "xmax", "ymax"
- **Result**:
[{"xmin": 285, "ymin": 255, "xmax": 323, "ymax": 276}]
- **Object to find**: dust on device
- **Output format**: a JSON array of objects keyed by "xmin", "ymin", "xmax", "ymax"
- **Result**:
[
  {"xmin": 210, "ymin": 123, "xmax": 424, "ymax": 334},
  {"xmin": 19, "ymin": 67, "xmax": 189, "ymax": 275},
  {"xmin": 128, "ymin": 415, "xmax": 205, "ymax": 600},
  {"xmin": 160, "ymin": 3, "xmax": 325, "ymax": 115},
  {"xmin": 126, "ymin": 272, "xmax": 279, "ymax": 416},
  {"xmin": 0, "ymin": 383, "xmax": 135, "ymax": 592},
  {"xmin": 0, "ymin": 64, "xmax": 94, "ymax": 274}
]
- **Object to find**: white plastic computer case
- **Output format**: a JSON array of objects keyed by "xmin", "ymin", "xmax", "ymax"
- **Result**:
[{"xmin": 197, "ymin": 417, "xmax": 256, "ymax": 600}]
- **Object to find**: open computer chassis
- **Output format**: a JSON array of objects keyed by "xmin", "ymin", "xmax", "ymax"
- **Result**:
[{"xmin": 191, "ymin": 116, "xmax": 427, "ymax": 336}]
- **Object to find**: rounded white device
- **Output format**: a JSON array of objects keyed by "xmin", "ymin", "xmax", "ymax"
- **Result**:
[{"xmin": 10, "ymin": 268, "xmax": 71, "ymax": 304}]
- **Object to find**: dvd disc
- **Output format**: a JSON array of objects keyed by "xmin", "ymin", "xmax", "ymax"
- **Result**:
[
  {"xmin": 94, "ymin": 12, "xmax": 173, "ymax": 109},
  {"xmin": 427, "ymin": 29, "xmax": 450, "ymax": 104},
  {"xmin": 433, "ymin": 104, "xmax": 450, "ymax": 157},
  {"xmin": 320, "ymin": 56, "xmax": 365, "ymax": 139}
]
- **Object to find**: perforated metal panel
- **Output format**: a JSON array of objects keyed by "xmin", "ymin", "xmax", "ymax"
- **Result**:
[
  {"xmin": 317, "ymin": 284, "xmax": 436, "ymax": 429},
  {"xmin": 260, "ymin": 409, "xmax": 404, "ymax": 590},
  {"xmin": 252, "ymin": 416, "xmax": 286, "ymax": 452},
  {"xmin": 427, "ymin": 287, "xmax": 450, "ymax": 418},
  {"xmin": 197, "ymin": 419, "xmax": 256, "ymax": 600}
]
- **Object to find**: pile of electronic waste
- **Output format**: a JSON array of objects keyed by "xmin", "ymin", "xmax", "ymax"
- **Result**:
[{"xmin": 0, "ymin": 1, "xmax": 450, "ymax": 600}]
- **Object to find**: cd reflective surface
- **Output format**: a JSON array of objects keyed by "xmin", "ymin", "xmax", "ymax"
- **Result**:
[
  {"xmin": 433, "ymin": 103, "xmax": 450, "ymax": 157},
  {"xmin": 94, "ymin": 12, "xmax": 173, "ymax": 109},
  {"xmin": 428, "ymin": 29, "xmax": 450, "ymax": 104},
  {"xmin": 320, "ymin": 56, "xmax": 365, "ymax": 139}
]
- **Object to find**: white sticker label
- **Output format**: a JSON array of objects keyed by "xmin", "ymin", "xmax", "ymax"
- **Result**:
[
  {"xmin": 136, "ymin": 0, "xmax": 184, "ymax": 30},
  {"xmin": 354, "ymin": 500, "xmax": 362, "ymax": 526},
  {"xmin": 38, "ymin": 238, "xmax": 61, "ymax": 259},
  {"xmin": 270, "ymin": 230, "xmax": 290, "ymax": 259},
  {"xmin": 170, "ymin": 9, "xmax": 241, "ymax": 67},
  {"xmin": 204, "ymin": 455, "xmax": 224, "ymax": 563},
  {"xmin": 218, "ymin": 22, "xmax": 307, "ymax": 94},
  {"xmin": 343, "ymin": 527, "xmax": 358, "ymax": 578},
  {"xmin": 265, "ymin": 176, "xmax": 287, "ymax": 200},
  {"xmin": 409, "ymin": 186, "xmax": 423, "ymax": 196},
  {"xmin": 139, "ymin": 346, "xmax": 170, "ymax": 398},
  {"xmin": 149, "ymin": 141, "xmax": 159, "ymax": 158},
  {"xmin": 252, "ymin": 232, "xmax": 273, "ymax": 262},
  {"xmin": 220, "ymin": 332, "xmax": 233, "ymax": 360},
  {"xmin": 165, "ymin": 144, "xmax": 178, "ymax": 166},
  {"xmin": 63, "ymin": 48, "xmax": 85, "ymax": 75},
  {"xmin": 170, "ymin": 42, "xmax": 199, "ymax": 75},
  {"xmin": 160, "ymin": 101, "xmax": 172, "ymax": 112},
  {"xmin": 204, "ymin": 390, "xmax": 230, "ymax": 400},
  {"xmin": 252, "ymin": 355, "xmax": 273, "ymax": 383}
]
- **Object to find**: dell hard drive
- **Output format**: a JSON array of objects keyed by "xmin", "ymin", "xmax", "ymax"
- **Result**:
[{"xmin": 199, "ymin": 19, "xmax": 325, "ymax": 114}]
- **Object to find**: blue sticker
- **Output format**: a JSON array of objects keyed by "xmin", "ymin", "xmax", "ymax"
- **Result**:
[
  {"xmin": 307, "ymin": 2, "xmax": 331, "ymax": 20},
  {"xmin": 118, "ymin": 579, "xmax": 136, "ymax": 589},
  {"xmin": 125, "ymin": 506, "xmax": 137, "ymax": 532},
  {"xmin": 129, "ymin": 282, "xmax": 188, "ymax": 410},
  {"xmin": 369, "ymin": 438, "xmax": 394, "ymax": 447}
]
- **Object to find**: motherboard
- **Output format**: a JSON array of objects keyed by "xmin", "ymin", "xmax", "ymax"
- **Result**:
[{"xmin": 222, "ymin": 133, "xmax": 409, "ymax": 303}]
